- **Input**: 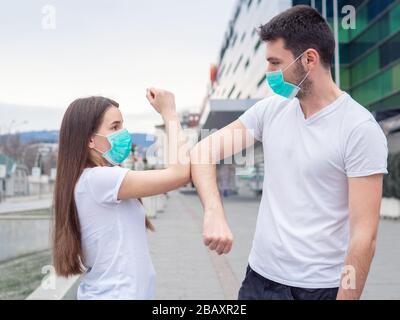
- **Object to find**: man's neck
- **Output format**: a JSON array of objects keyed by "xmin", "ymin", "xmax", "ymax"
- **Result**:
[{"xmin": 298, "ymin": 76, "xmax": 344, "ymax": 120}]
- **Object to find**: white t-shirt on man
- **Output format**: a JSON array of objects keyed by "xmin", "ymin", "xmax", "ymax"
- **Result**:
[
  {"xmin": 239, "ymin": 92, "xmax": 388, "ymax": 288},
  {"xmin": 74, "ymin": 166, "xmax": 155, "ymax": 299}
]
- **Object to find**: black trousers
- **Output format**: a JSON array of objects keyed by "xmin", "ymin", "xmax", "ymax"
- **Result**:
[{"xmin": 238, "ymin": 265, "xmax": 338, "ymax": 300}]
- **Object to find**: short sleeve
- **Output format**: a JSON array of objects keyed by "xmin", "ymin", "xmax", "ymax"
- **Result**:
[
  {"xmin": 344, "ymin": 119, "xmax": 388, "ymax": 178},
  {"xmin": 85, "ymin": 166, "xmax": 130, "ymax": 205},
  {"xmin": 238, "ymin": 98, "xmax": 270, "ymax": 142}
]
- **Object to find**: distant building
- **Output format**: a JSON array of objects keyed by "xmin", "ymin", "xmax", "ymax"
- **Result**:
[
  {"xmin": 180, "ymin": 112, "xmax": 200, "ymax": 129},
  {"xmin": 0, "ymin": 153, "xmax": 29, "ymax": 199}
]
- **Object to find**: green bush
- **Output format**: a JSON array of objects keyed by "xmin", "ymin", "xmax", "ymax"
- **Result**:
[{"xmin": 383, "ymin": 152, "xmax": 400, "ymax": 199}]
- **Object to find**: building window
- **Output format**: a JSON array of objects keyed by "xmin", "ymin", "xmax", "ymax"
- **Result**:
[
  {"xmin": 245, "ymin": 58, "xmax": 250, "ymax": 69},
  {"xmin": 370, "ymin": 91, "xmax": 400, "ymax": 112},
  {"xmin": 351, "ymin": 62, "xmax": 400, "ymax": 107},
  {"xmin": 218, "ymin": 64, "xmax": 226, "ymax": 79},
  {"xmin": 231, "ymin": 33, "xmax": 238, "ymax": 48},
  {"xmin": 351, "ymin": 49, "xmax": 379, "ymax": 86},
  {"xmin": 254, "ymin": 39, "xmax": 262, "ymax": 53},
  {"xmin": 225, "ymin": 63, "xmax": 232, "ymax": 77},
  {"xmin": 228, "ymin": 85, "xmax": 236, "ymax": 99},
  {"xmin": 366, "ymin": 0, "xmax": 396, "ymax": 21},
  {"xmin": 234, "ymin": 5, "xmax": 241, "ymax": 21},
  {"xmin": 257, "ymin": 74, "xmax": 266, "ymax": 88},
  {"xmin": 349, "ymin": 4, "xmax": 400, "ymax": 64},
  {"xmin": 241, "ymin": 32, "xmax": 246, "ymax": 43},
  {"xmin": 251, "ymin": 27, "xmax": 257, "ymax": 37},
  {"xmin": 380, "ymin": 31, "xmax": 400, "ymax": 69},
  {"xmin": 233, "ymin": 55, "xmax": 243, "ymax": 74}
]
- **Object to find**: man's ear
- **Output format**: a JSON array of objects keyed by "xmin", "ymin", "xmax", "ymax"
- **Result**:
[{"xmin": 304, "ymin": 49, "xmax": 318, "ymax": 69}]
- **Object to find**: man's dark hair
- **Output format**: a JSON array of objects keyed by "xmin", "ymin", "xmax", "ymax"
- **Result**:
[{"xmin": 259, "ymin": 5, "xmax": 335, "ymax": 68}]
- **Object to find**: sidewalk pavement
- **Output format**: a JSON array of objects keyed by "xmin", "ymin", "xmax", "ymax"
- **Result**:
[
  {"xmin": 148, "ymin": 191, "xmax": 400, "ymax": 300},
  {"xmin": 0, "ymin": 194, "xmax": 52, "ymax": 215}
]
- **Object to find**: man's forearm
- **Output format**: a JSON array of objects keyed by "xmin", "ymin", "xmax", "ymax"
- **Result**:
[
  {"xmin": 190, "ymin": 142, "xmax": 233, "ymax": 255},
  {"xmin": 337, "ymin": 236, "xmax": 376, "ymax": 300},
  {"xmin": 189, "ymin": 120, "xmax": 251, "ymax": 254},
  {"xmin": 191, "ymin": 163, "xmax": 224, "ymax": 212},
  {"xmin": 190, "ymin": 140, "xmax": 223, "ymax": 212}
]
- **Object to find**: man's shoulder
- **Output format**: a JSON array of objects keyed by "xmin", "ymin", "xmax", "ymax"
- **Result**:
[
  {"xmin": 254, "ymin": 94, "xmax": 288, "ymax": 108},
  {"xmin": 340, "ymin": 93, "xmax": 383, "ymax": 137},
  {"xmin": 342, "ymin": 93, "xmax": 375, "ymax": 123},
  {"xmin": 249, "ymin": 94, "xmax": 291, "ymax": 118}
]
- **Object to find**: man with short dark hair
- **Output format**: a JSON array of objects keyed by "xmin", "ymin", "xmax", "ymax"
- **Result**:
[{"xmin": 190, "ymin": 5, "xmax": 388, "ymax": 300}]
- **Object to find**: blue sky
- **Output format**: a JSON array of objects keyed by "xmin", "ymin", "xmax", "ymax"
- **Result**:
[{"xmin": 0, "ymin": 0, "xmax": 237, "ymax": 133}]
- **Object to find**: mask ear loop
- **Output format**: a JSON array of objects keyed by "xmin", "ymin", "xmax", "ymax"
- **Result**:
[
  {"xmin": 92, "ymin": 134, "xmax": 107, "ymax": 155},
  {"xmin": 282, "ymin": 52, "xmax": 306, "ymax": 73},
  {"xmin": 298, "ymin": 69, "xmax": 310, "ymax": 87},
  {"xmin": 93, "ymin": 147, "xmax": 105, "ymax": 155},
  {"xmin": 283, "ymin": 52, "xmax": 311, "ymax": 87}
]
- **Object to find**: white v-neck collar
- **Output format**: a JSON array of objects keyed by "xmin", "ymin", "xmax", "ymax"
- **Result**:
[{"xmin": 296, "ymin": 92, "xmax": 348, "ymax": 125}]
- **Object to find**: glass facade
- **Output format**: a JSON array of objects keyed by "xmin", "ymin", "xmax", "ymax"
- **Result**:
[
  {"xmin": 293, "ymin": 0, "xmax": 400, "ymax": 114},
  {"xmin": 210, "ymin": 0, "xmax": 293, "ymax": 100}
]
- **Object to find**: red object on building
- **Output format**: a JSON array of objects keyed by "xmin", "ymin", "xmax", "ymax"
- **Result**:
[{"xmin": 210, "ymin": 64, "xmax": 218, "ymax": 84}]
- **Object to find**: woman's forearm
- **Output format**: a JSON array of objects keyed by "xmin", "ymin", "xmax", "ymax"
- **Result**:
[{"xmin": 162, "ymin": 112, "xmax": 190, "ymax": 183}]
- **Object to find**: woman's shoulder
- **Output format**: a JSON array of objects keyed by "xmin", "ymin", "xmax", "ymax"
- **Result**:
[
  {"xmin": 84, "ymin": 165, "xmax": 129, "ymax": 184},
  {"xmin": 76, "ymin": 166, "xmax": 127, "ymax": 189},
  {"xmin": 86, "ymin": 165, "xmax": 128, "ymax": 175},
  {"xmin": 76, "ymin": 166, "xmax": 131, "ymax": 205}
]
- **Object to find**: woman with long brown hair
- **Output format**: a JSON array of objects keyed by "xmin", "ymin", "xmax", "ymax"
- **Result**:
[{"xmin": 53, "ymin": 88, "xmax": 190, "ymax": 299}]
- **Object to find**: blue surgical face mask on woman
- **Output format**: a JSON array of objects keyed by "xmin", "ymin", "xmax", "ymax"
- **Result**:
[
  {"xmin": 265, "ymin": 52, "xmax": 310, "ymax": 100},
  {"xmin": 94, "ymin": 128, "xmax": 132, "ymax": 166}
]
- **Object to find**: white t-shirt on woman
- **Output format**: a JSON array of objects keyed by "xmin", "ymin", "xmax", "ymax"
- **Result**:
[{"xmin": 74, "ymin": 166, "xmax": 155, "ymax": 299}]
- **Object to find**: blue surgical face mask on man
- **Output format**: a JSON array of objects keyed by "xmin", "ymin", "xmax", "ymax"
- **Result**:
[
  {"xmin": 94, "ymin": 128, "xmax": 132, "ymax": 166},
  {"xmin": 265, "ymin": 52, "xmax": 310, "ymax": 100}
]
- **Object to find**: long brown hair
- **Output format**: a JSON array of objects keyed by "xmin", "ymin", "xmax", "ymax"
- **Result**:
[{"xmin": 53, "ymin": 96, "xmax": 153, "ymax": 277}]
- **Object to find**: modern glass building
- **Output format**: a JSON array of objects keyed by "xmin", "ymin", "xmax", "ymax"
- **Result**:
[
  {"xmin": 209, "ymin": 0, "xmax": 400, "ymax": 116},
  {"xmin": 293, "ymin": 0, "xmax": 400, "ymax": 117},
  {"xmin": 209, "ymin": 0, "xmax": 292, "ymax": 100}
]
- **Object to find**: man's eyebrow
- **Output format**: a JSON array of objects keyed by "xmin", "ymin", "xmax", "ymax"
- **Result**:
[{"xmin": 267, "ymin": 57, "xmax": 282, "ymax": 62}]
